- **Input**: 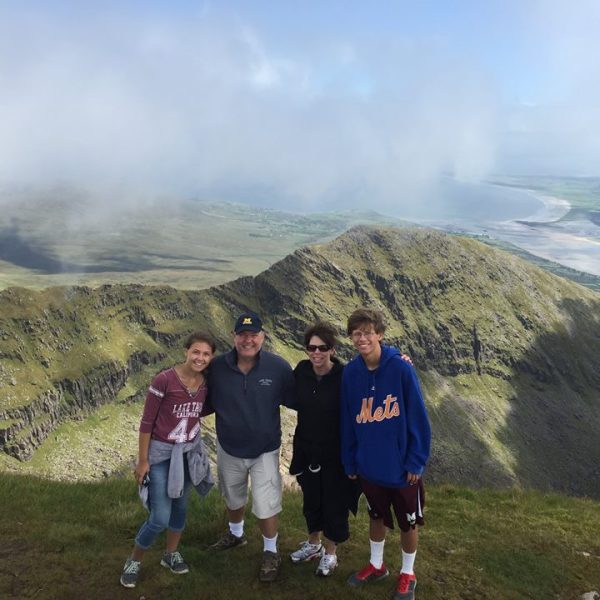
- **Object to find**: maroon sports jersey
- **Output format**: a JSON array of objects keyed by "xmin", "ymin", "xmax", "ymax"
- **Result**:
[{"xmin": 139, "ymin": 368, "xmax": 207, "ymax": 444}]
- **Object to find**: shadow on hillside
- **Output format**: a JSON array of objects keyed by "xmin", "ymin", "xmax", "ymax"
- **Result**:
[
  {"xmin": 425, "ymin": 392, "xmax": 518, "ymax": 490},
  {"xmin": 0, "ymin": 226, "xmax": 231, "ymax": 274},
  {"xmin": 426, "ymin": 296, "xmax": 600, "ymax": 499},
  {"xmin": 496, "ymin": 297, "xmax": 600, "ymax": 499}
]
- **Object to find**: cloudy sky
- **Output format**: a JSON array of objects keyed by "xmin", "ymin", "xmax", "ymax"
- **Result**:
[{"xmin": 0, "ymin": 0, "xmax": 599, "ymax": 211}]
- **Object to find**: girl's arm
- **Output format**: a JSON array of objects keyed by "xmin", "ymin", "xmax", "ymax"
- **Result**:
[
  {"xmin": 134, "ymin": 371, "xmax": 167, "ymax": 484},
  {"xmin": 134, "ymin": 431, "xmax": 152, "ymax": 484}
]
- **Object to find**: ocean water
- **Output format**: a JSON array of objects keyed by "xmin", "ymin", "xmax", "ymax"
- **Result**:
[
  {"xmin": 397, "ymin": 178, "xmax": 541, "ymax": 223},
  {"xmin": 401, "ymin": 178, "xmax": 600, "ymax": 277}
]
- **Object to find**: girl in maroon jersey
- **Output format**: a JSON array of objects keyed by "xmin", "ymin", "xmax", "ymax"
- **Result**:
[{"xmin": 120, "ymin": 331, "xmax": 216, "ymax": 589}]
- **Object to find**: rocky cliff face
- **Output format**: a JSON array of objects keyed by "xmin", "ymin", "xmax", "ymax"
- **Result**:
[
  {"xmin": 1, "ymin": 227, "xmax": 599, "ymax": 497},
  {"xmin": 0, "ymin": 284, "xmax": 207, "ymax": 461},
  {"xmin": 0, "ymin": 351, "xmax": 163, "ymax": 460}
]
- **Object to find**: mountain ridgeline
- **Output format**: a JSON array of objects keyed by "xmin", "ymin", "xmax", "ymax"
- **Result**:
[{"xmin": 0, "ymin": 227, "xmax": 599, "ymax": 498}]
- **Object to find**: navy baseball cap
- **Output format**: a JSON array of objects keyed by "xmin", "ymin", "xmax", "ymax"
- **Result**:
[{"xmin": 234, "ymin": 312, "xmax": 263, "ymax": 334}]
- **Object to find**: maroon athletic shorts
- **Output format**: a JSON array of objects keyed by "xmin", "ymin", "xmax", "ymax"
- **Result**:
[{"xmin": 359, "ymin": 476, "xmax": 425, "ymax": 531}]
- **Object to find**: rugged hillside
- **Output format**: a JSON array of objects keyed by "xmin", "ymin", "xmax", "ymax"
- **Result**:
[{"xmin": 1, "ymin": 227, "xmax": 599, "ymax": 498}]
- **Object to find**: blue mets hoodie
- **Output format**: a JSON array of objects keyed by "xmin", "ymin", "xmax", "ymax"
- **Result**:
[{"xmin": 340, "ymin": 345, "xmax": 431, "ymax": 488}]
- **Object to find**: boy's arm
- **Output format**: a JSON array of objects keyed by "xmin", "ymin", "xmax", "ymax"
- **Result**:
[{"xmin": 401, "ymin": 363, "xmax": 432, "ymax": 478}]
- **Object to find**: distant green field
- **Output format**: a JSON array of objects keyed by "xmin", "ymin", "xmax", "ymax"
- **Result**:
[
  {"xmin": 0, "ymin": 192, "xmax": 407, "ymax": 289},
  {"xmin": 2, "ymin": 181, "xmax": 600, "ymax": 292}
]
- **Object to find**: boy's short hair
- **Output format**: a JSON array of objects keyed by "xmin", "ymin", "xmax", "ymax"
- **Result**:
[
  {"xmin": 346, "ymin": 308, "xmax": 386, "ymax": 336},
  {"xmin": 303, "ymin": 321, "xmax": 338, "ymax": 348}
]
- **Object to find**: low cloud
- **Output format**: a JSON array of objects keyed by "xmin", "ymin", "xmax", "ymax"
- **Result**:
[{"xmin": 0, "ymin": 2, "xmax": 598, "ymax": 214}]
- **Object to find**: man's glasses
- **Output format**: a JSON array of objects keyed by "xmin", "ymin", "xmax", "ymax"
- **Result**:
[{"xmin": 306, "ymin": 344, "xmax": 331, "ymax": 352}]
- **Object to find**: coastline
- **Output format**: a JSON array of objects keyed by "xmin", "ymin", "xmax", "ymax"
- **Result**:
[
  {"xmin": 517, "ymin": 190, "xmax": 571, "ymax": 223},
  {"xmin": 484, "ymin": 188, "xmax": 600, "ymax": 277}
]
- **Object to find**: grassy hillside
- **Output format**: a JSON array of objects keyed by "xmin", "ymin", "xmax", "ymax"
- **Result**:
[
  {"xmin": 1, "ymin": 227, "xmax": 599, "ymax": 499},
  {"xmin": 0, "ymin": 473, "xmax": 598, "ymax": 600},
  {"xmin": 219, "ymin": 227, "xmax": 600, "ymax": 496}
]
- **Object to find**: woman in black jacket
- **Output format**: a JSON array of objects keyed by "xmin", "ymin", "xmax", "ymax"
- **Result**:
[{"xmin": 289, "ymin": 321, "xmax": 359, "ymax": 577}]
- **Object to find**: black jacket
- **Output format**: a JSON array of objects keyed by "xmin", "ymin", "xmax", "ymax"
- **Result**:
[
  {"xmin": 289, "ymin": 357, "xmax": 361, "ymax": 515},
  {"xmin": 289, "ymin": 358, "xmax": 344, "ymax": 473}
]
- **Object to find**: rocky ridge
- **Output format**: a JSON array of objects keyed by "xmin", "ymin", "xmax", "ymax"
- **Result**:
[{"xmin": 0, "ymin": 227, "xmax": 599, "ymax": 497}]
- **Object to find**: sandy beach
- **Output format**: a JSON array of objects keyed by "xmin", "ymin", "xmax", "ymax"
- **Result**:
[
  {"xmin": 484, "ymin": 191, "xmax": 600, "ymax": 276},
  {"xmin": 517, "ymin": 192, "xmax": 571, "ymax": 223},
  {"xmin": 419, "ymin": 184, "xmax": 599, "ymax": 277}
]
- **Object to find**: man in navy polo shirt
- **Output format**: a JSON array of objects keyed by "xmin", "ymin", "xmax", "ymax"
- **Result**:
[{"xmin": 205, "ymin": 312, "xmax": 294, "ymax": 583}]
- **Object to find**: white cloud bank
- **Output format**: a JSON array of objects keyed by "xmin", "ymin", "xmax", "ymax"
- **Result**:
[{"xmin": 0, "ymin": 2, "xmax": 598, "ymax": 213}]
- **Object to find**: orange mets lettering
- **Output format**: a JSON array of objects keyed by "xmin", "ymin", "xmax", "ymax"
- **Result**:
[{"xmin": 356, "ymin": 394, "xmax": 400, "ymax": 423}]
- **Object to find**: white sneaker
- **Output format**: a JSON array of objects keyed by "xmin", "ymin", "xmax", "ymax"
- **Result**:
[
  {"xmin": 290, "ymin": 540, "xmax": 324, "ymax": 563},
  {"xmin": 316, "ymin": 553, "xmax": 338, "ymax": 576}
]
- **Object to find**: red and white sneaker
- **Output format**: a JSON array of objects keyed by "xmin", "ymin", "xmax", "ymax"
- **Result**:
[
  {"xmin": 347, "ymin": 562, "xmax": 389, "ymax": 587},
  {"xmin": 393, "ymin": 572, "xmax": 417, "ymax": 599}
]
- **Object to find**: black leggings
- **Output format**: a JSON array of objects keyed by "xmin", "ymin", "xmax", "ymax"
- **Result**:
[{"xmin": 296, "ymin": 463, "xmax": 351, "ymax": 544}]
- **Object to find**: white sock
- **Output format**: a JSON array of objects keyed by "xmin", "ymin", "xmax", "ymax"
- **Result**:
[
  {"xmin": 263, "ymin": 533, "xmax": 278, "ymax": 553},
  {"xmin": 369, "ymin": 539, "xmax": 385, "ymax": 569},
  {"xmin": 401, "ymin": 550, "xmax": 417, "ymax": 575},
  {"xmin": 229, "ymin": 520, "xmax": 244, "ymax": 538}
]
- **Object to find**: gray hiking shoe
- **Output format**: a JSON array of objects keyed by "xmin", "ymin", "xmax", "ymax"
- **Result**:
[
  {"xmin": 290, "ymin": 540, "xmax": 324, "ymax": 563},
  {"xmin": 259, "ymin": 550, "xmax": 282, "ymax": 582},
  {"xmin": 120, "ymin": 558, "xmax": 141, "ymax": 588},
  {"xmin": 160, "ymin": 550, "xmax": 189, "ymax": 574},
  {"xmin": 316, "ymin": 552, "xmax": 338, "ymax": 576},
  {"xmin": 209, "ymin": 530, "xmax": 248, "ymax": 551}
]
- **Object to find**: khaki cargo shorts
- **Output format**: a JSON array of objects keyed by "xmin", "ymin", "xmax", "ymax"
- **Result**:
[{"xmin": 217, "ymin": 442, "xmax": 282, "ymax": 520}]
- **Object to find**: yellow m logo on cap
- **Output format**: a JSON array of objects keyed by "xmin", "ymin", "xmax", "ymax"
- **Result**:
[{"xmin": 243, "ymin": 317, "xmax": 253, "ymax": 325}]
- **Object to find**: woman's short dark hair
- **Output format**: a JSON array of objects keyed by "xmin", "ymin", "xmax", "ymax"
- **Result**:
[
  {"xmin": 346, "ymin": 308, "xmax": 386, "ymax": 335},
  {"xmin": 303, "ymin": 321, "xmax": 338, "ymax": 348},
  {"xmin": 184, "ymin": 331, "xmax": 216, "ymax": 353}
]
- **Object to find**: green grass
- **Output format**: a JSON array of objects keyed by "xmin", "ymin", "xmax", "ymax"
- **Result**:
[{"xmin": 0, "ymin": 474, "xmax": 599, "ymax": 600}]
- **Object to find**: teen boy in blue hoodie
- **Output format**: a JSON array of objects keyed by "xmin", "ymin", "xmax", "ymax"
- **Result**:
[{"xmin": 341, "ymin": 308, "xmax": 431, "ymax": 600}]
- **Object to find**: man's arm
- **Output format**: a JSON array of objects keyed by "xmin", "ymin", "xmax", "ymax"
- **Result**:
[{"xmin": 280, "ymin": 360, "xmax": 297, "ymax": 410}]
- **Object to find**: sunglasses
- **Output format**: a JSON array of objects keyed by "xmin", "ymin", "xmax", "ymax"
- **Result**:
[{"xmin": 306, "ymin": 344, "xmax": 331, "ymax": 352}]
